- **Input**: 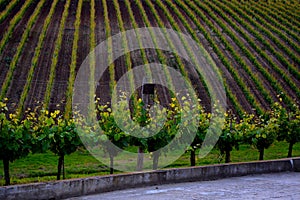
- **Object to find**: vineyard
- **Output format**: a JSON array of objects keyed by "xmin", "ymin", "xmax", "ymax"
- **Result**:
[{"xmin": 0, "ymin": 0, "xmax": 300, "ymax": 185}]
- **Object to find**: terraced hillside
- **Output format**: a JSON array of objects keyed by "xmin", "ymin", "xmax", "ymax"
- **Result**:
[{"xmin": 0, "ymin": 0, "xmax": 299, "ymax": 117}]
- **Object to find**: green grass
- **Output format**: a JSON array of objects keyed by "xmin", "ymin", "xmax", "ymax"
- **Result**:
[
  {"xmin": 0, "ymin": 141, "xmax": 299, "ymax": 185},
  {"xmin": 168, "ymin": 141, "xmax": 300, "ymax": 168}
]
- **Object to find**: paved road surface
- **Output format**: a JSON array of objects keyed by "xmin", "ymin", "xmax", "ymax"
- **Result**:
[{"xmin": 69, "ymin": 172, "xmax": 300, "ymax": 200}]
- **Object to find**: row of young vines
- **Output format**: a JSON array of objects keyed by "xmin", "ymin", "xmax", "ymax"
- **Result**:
[
  {"xmin": 216, "ymin": 0, "xmax": 299, "ymax": 108},
  {"xmin": 43, "ymin": 0, "xmax": 71, "ymax": 109},
  {"xmin": 16, "ymin": 0, "xmax": 59, "ymax": 117},
  {"xmin": 0, "ymin": 0, "xmax": 45, "ymax": 100},
  {"xmin": 196, "ymin": 0, "xmax": 295, "ymax": 109},
  {"xmin": 0, "ymin": 0, "xmax": 19, "ymax": 24},
  {"xmin": 0, "ymin": 0, "xmax": 34, "ymax": 54}
]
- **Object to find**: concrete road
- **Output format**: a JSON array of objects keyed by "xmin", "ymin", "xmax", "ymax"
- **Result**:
[{"xmin": 69, "ymin": 172, "xmax": 300, "ymax": 200}]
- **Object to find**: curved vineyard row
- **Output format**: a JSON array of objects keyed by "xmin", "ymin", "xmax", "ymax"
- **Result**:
[
  {"xmin": 16, "ymin": 0, "xmax": 59, "ymax": 116},
  {"xmin": 217, "ymin": 0, "xmax": 298, "ymax": 107},
  {"xmin": 134, "ymin": 0, "xmax": 175, "ymax": 95},
  {"xmin": 0, "ymin": 0, "xmax": 19, "ymax": 24},
  {"xmin": 242, "ymin": 1, "xmax": 300, "ymax": 59},
  {"xmin": 86, "ymin": 0, "xmax": 96, "ymax": 116},
  {"xmin": 204, "ymin": 0, "xmax": 298, "ymax": 107},
  {"xmin": 255, "ymin": 0, "xmax": 300, "ymax": 32},
  {"xmin": 0, "ymin": 0, "xmax": 33, "ymax": 54},
  {"xmin": 178, "ymin": 0, "xmax": 261, "ymax": 114},
  {"xmin": 124, "ymin": 0, "xmax": 151, "ymax": 80},
  {"xmin": 228, "ymin": 1, "xmax": 300, "ymax": 66},
  {"xmin": 0, "ymin": 0, "xmax": 298, "ymax": 116},
  {"xmin": 43, "ymin": 0, "xmax": 71, "ymax": 109},
  {"xmin": 253, "ymin": 2, "xmax": 300, "ymax": 45},
  {"xmin": 113, "ymin": 0, "xmax": 136, "ymax": 99},
  {"xmin": 102, "ymin": 0, "xmax": 115, "ymax": 92},
  {"xmin": 195, "ymin": 0, "xmax": 271, "ymax": 113},
  {"xmin": 173, "ymin": 0, "xmax": 245, "ymax": 116},
  {"xmin": 145, "ymin": 0, "xmax": 202, "ymax": 103},
  {"xmin": 275, "ymin": 1, "xmax": 300, "ymax": 16},
  {"xmin": 268, "ymin": 2, "xmax": 298, "ymax": 19},
  {"xmin": 214, "ymin": 1, "xmax": 300, "ymax": 82},
  {"xmin": 64, "ymin": 0, "xmax": 83, "ymax": 118},
  {"xmin": 0, "ymin": 0, "xmax": 45, "ymax": 100}
]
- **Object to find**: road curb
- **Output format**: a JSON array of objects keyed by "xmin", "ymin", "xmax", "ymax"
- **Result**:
[{"xmin": 1, "ymin": 157, "xmax": 299, "ymax": 200}]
